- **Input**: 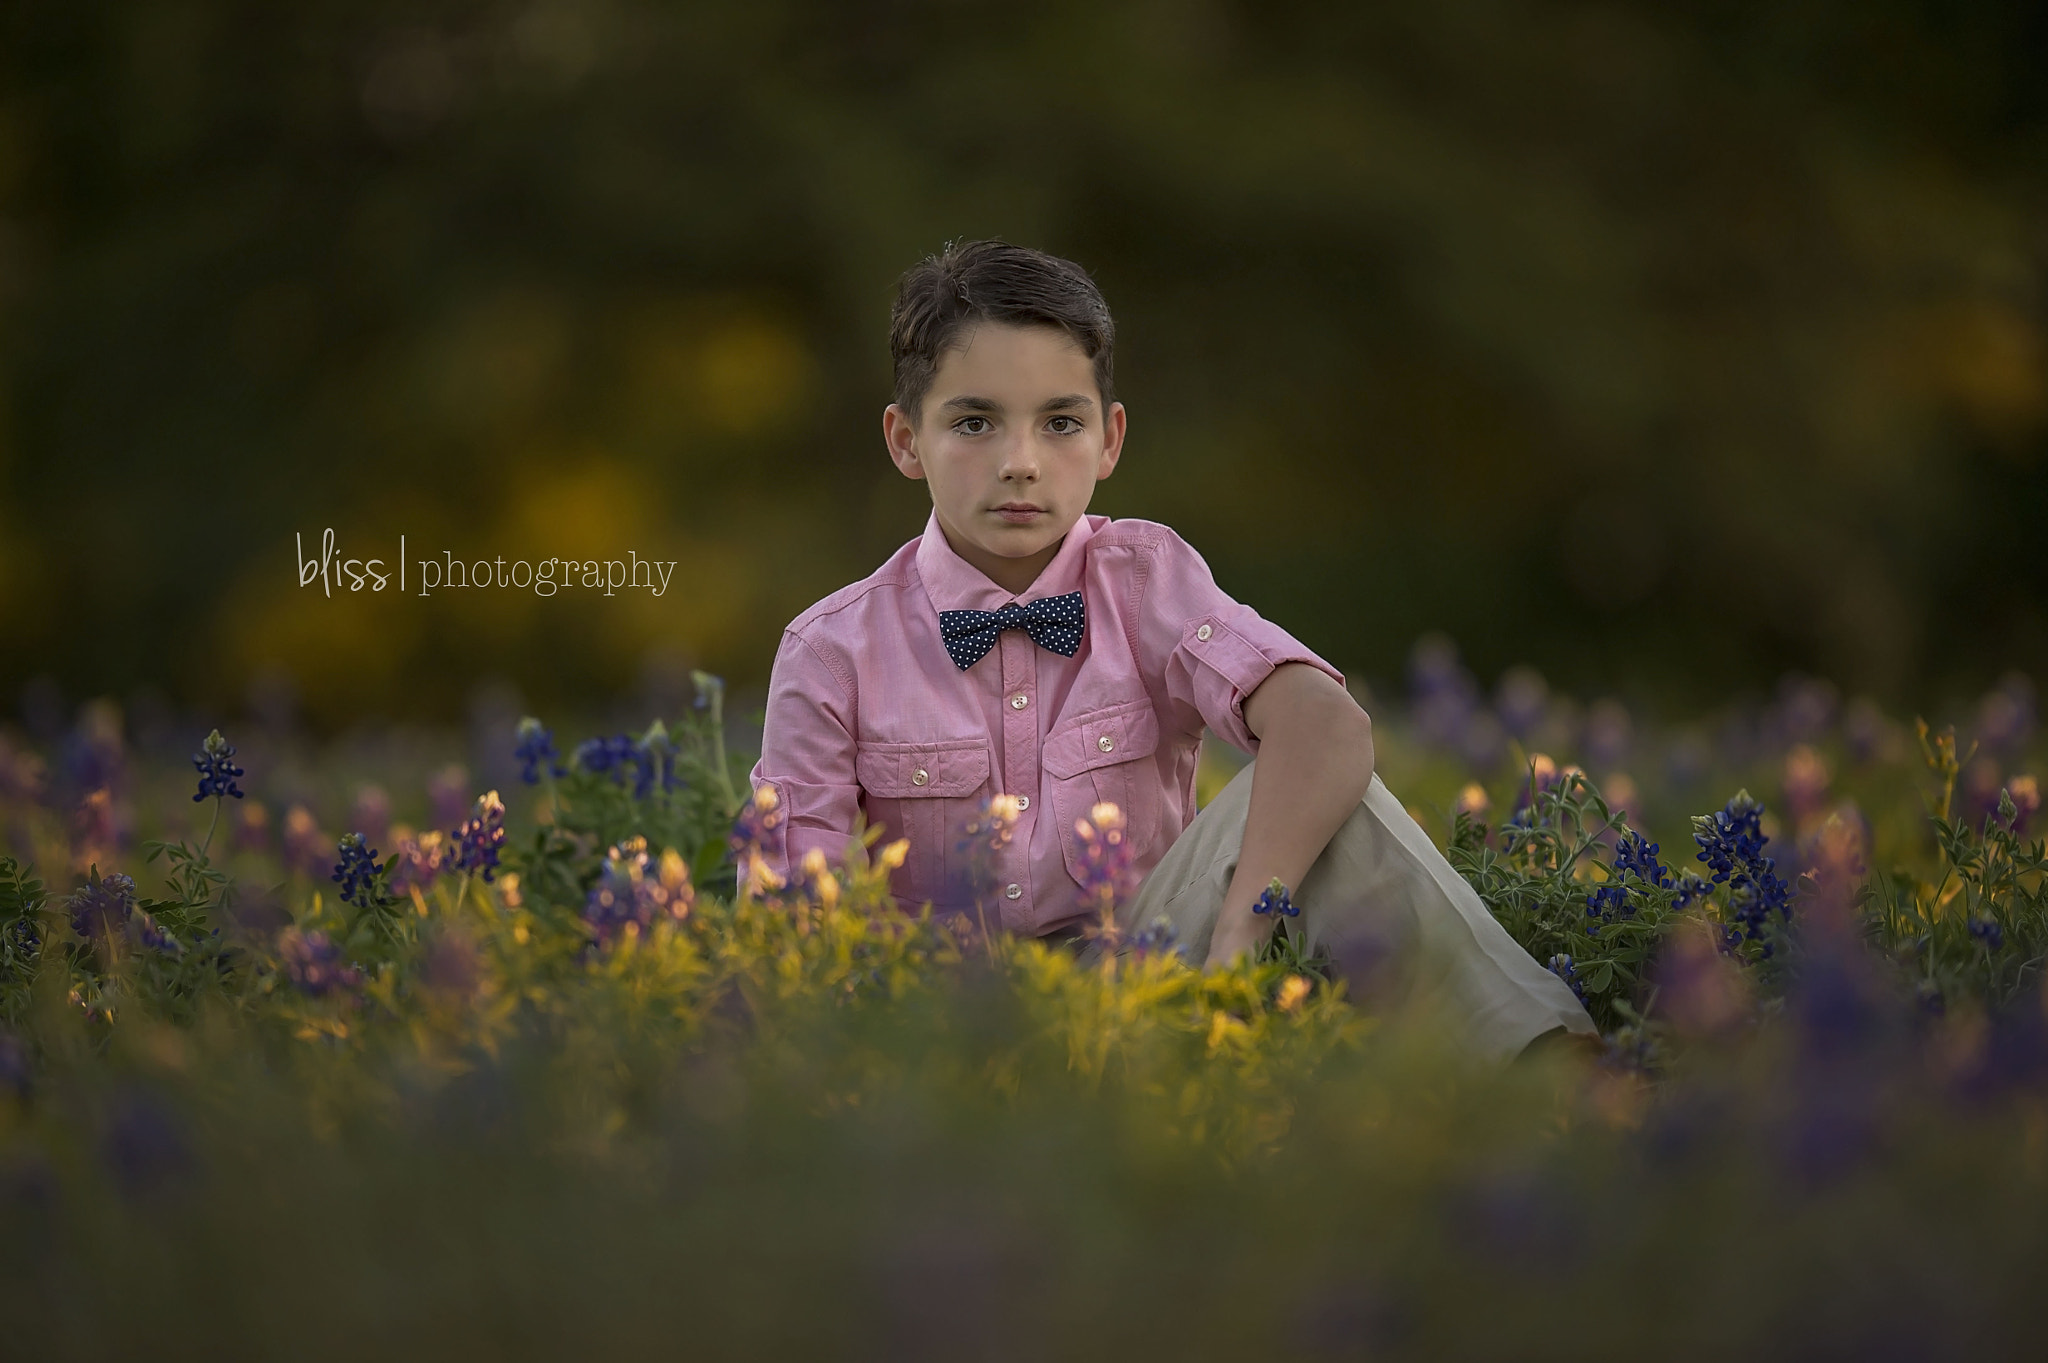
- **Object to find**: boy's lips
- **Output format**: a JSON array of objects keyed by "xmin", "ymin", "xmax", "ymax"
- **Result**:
[{"xmin": 994, "ymin": 504, "xmax": 1046, "ymax": 523}]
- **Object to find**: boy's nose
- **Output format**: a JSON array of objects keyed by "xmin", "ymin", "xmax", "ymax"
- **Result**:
[{"xmin": 998, "ymin": 440, "xmax": 1039, "ymax": 481}]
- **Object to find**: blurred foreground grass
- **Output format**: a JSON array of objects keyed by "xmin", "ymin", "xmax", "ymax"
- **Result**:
[{"xmin": 2, "ymin": 660, "xmax": 2048, "ymax": 1356}]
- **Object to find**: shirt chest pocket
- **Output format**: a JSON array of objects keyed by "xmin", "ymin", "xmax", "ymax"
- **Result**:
[
  {"xmin": 855, "ymin": 738, "xmax": 993, "ymax": 910},
  {"xmin": 1041, "ymin": 700, "xmax": 1165, "ymax": 891}
]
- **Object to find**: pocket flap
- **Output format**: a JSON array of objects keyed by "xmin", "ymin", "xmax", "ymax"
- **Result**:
[
  {"xmin": 855, "ymin": 739, "xmax": 991, "ymax": 797},
  {"xmin": 1042, "ymin": 701, "xmax": 1161, "ymax": 779}
]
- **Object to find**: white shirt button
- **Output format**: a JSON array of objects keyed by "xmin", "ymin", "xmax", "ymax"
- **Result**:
[
  {"xmin": 911, "ymin": 767, "xmax": 929, "ymax": 786},
  {"xmin": 1004, "ymin": 883, "xmax": 1022, "ymax": 900},
  {"xmin": 1196, "ymin": 623, "xmax": 1213, "ymax": 642},
  {"xmin": 1098, "ymin": 735, "xmax": 1115, "ymax": 753},
  {"xmin": 1015, "ymin": 796, "xmax": 1029, "ymax": 810},
  {"xmin": 1010, "ymin": 693, "xmax": 1028, "ymax": 710}
]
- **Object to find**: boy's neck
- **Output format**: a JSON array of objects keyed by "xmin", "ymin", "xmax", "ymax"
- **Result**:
[{"xmin": 938, "ymin": 521, "xmax": 1066, "ymax": 598}]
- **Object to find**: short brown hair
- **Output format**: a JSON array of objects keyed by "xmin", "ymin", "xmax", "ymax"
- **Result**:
[{"xmin": 888, "ymin": 238, "xmax": 1116, "ymax": 426}]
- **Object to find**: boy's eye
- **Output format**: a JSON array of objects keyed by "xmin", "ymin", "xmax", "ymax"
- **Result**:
[
  {"xmin": 1047, "ymin": 416, "xmax": 1084, "ymax": 435},
  {"xmin": 955, "ymin": 416, "xmax": 992, "ymax": 435}
]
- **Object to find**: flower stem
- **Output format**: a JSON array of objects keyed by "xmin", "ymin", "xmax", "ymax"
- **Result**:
[{"xmin": 200, "ymin": 794, "xmax": 223, "ymax": 861}]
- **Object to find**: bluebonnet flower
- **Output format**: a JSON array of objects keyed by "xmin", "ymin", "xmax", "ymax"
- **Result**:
[
  {"xmin": 1073, "ymin": 803, "xmax": 1138, "ymax": 921},
  {"xmin": 1694, "ymin": 792, "xmax": 1767, "ymax": 882},
  {"xmin": 1672, "ymin": 871, "xmax": 1715, "ymax": 910},
  {"xmin": 582, "ymin": 837, "xmax": 694, "ymax": 949},
  {"xmin": 134, "ymin": 913, "xmax": 180, "ymax": 955},
  {"xmin": 512, "ymin": 717, "xmax": 564, "ymax": 785},
  {"xmin": 1547, "ymin": 953, "xmax": 1588, "ymax": 1005},
  {"xmin": 1693, "ymin": 791, "xmax": 1792, "ymax": 955},
  {"xmin": 1407, "ymin": 634, "xmax": 1482, "ymax": 752},
  {"xmin": 276, "ymin": 927, "xmax": 362, "ymax": 995},
  {"xmin": 1584, "ymin": 883, "xmax": 1629, "ymax": 929},
  {"xmin": 451, "ymin": 792, "xmax": 506, "ymax": 882},
  {"xmin": 2, "ymin": 916, "xmax": 40, "ymax": 960},
  {"xmin": 631, "ymin": 721, "xmax": 680, "ymax": 798},
  {"xmin": 63, "ymin": 700, "xmax": 127, "ymax": 798},
  {"xmin": 331, "ymin": 832, "xmax": 382, "ymax": 908},
  {"xmin": 389, "ymin": 829, "xmax": 447, "ymax": 894},
  {"xmin": 574, "ymin": 735, "xmax": 637, "ymax": 784},
  {"xmin": 729, "ymin": 785, "xmax": 789, "ymax": 896},
  {"xmin": 190, "ymin": 729, "xmax": 245, "ymax": 803},
  {"xmin": 67, "ymin": 869, "xmax": 136, "ymax": 942},
  {"xmin": 1612, "ymin": 832, "xmax": 1670, "ymax": 888},
  {"xmin": 1969, "ymin": 916, "xmax": 2006, "ymax": 952},
  {"xmin": 1129, "ymin": 914, "xmax": 1181, "ymax": 960},
  {"xmin": 1494, "ymin": 666, "xmax": 1550, "ymax": 741},
  {"xmin": 1251, "ymin": 878, "xmax": 1299, "ymax": 918},
  {"xmin": 692, "ymin": 670, "xmax": 724, "ymax": 712}
]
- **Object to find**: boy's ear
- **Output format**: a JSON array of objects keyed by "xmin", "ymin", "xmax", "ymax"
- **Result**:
[
  {"xmin": 882, "ymin": 404, "xmax": 926, "ymax": 481},
  {"xmin": 1095, "ymin": 400, "xmax": 1128, "ymax": 481}
]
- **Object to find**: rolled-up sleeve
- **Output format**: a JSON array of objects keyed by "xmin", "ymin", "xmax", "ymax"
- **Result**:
[
  {"xmin": 748, "ymin": 629, "xmax": 865, "ymax": 881},
  {"xmin": 1133, "ymin": 529, "xmax": 1345, "ymax": 754}
]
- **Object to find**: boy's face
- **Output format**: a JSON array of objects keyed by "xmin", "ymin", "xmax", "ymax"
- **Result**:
[{"xmin": 883, "ymin": 321, "xmax": 1126, "ymax": 594}]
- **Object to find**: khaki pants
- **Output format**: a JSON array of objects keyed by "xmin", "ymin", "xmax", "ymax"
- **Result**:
[{"xmin": 1072, "ymin": 760, "xmax": 1600, "ymax": 1063}]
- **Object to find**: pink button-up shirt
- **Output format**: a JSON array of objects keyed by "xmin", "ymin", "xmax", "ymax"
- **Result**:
[{"xmin": 748, "ymin": 511, "xmax": 1344, "ymax": 936}]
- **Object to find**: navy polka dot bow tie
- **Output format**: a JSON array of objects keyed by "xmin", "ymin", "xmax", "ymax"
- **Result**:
[{"xmin": 938, "ymin": 592, "xmax": 1086, "ymax": 670}]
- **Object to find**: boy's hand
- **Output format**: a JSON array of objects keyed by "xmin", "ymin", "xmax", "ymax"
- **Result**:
[
  {"xmin": 1204, "ymin": 911, "xmax": 1271, "ymax": 970},
  {"xmin": 1200, "ymin": 664, "xmax": 1375, "ymax": 971}
]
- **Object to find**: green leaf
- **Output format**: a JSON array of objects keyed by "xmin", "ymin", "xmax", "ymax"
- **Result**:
[{"xmin": 1584, "ymin": 962, "xmax": 1615, "ymax": 995}]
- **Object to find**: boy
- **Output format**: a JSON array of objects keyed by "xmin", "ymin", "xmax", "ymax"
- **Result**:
[{"xmin": 748, "ymin": 240, "xmax": 1596, "ymax": 1061}]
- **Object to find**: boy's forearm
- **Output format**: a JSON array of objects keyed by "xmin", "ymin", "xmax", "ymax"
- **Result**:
[{"xmin": 1204, "ymin": 664, "xmax": 1376, "ymax": 967}]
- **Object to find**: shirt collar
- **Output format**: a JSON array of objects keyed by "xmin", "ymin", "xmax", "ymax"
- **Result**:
[{"xmin": 915, "ymin": 508, "xmax": 1106, "ymax": 614}]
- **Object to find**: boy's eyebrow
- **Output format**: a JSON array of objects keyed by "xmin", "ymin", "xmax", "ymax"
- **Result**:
[{"xmin": 938, "ymin": 393, "xmax": 1097, "ymax": 415}]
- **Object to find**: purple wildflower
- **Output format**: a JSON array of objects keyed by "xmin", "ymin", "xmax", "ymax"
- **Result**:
[
  {"xmin": 451, "ymin": 792, "xmax": 506, "ymax": 882},
  {"xmin": 1494, "ymin": 666, "xmax": 1549, "ymax": 741},
  {"xmin": 1612, "ymin": 832, "xmax": 1671, "ymax": 888},
  {"xmin": 67, "ymin": 869, "xmax": 136, "ymax": 942},
  {"xmin": 1073, "ymin": 803, "xmax": 1138, "ymax": 920},
  {"xmin": 1672, "ymin": 871, "xmax": 1715, "ymax": 910},
  {"xmin": 282, "ymin": 805, "xmax": 332, "ymax": 880},
  {"xmin": 513, "ymin": 717, "xmax": 564, "ymax": 785},
  {"xmin": 331, "ymin": 832, "xmax": 382, "ymax": 909},
  {"xmin": 1693, "ymin": 791, "xmax": 1792, "ymax": 955},
  {"xmin": 728, "ymin": 784, "xmax": 789, "ymax": 896},
  {"xmin": 134, "ymin": 913, "xmax": 181, "ymax": 955},
  {"xmin": 1408, "ymin": 634, "xmax": 1482, "ymax": 751},
  {"xmin": 277, "ymin": 927, "xmax": 363, "ymax": 996},
  {"xmin": 1547, "ymin": 953, "xmax": 1589, "ymax": 1005},
  {"xmin": 631, "ymin": 721, "xmax": 679, "ymax": 798},
  {"xmin": 1969, "ymin": 916, "xmax": 2006, "ymax": 952},
  {"xmin": 1584, "ymin": 883, "xmax": 1629, "ymax": 929},
  {"xmin": 1251, "ymin": 878, "xmax": 1299, "ymax": 918},
  {"xmin": 1129, "ymin": 914, "xmax": 1181, "ymax": 960},
  {"xmin": 389, "ymin": 829, "xmax": 447, "ymax": 894},
  {"xmin": 575, "ymin": 735, "xmax": 637, "ymax": 784},
  {"xmin": 582, "ymin": 837, "xmax": 694, "ymax": 948},
  {"xmin": 190, "ymin": 729, "xmax": 245, "ymax": 803}
]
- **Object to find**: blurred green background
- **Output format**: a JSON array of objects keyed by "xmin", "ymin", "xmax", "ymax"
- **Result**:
[{"xmin": 2, "ymin": 0, "xmax": 2045, "ymax": 730}]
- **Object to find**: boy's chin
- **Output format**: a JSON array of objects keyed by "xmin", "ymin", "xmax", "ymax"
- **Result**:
[{"xmin": 980, "ymin": 519, "xmax": 1075, "ymax": 558}]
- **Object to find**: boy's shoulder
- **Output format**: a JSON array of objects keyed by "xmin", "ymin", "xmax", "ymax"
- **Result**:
[
  {"xmin": 782, "ymin": 535, "xmax": 924, "ymax": 640},
  {"xmin": 1082, "ymin": 516, "xmax": 1186, "ymax": 558}
]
